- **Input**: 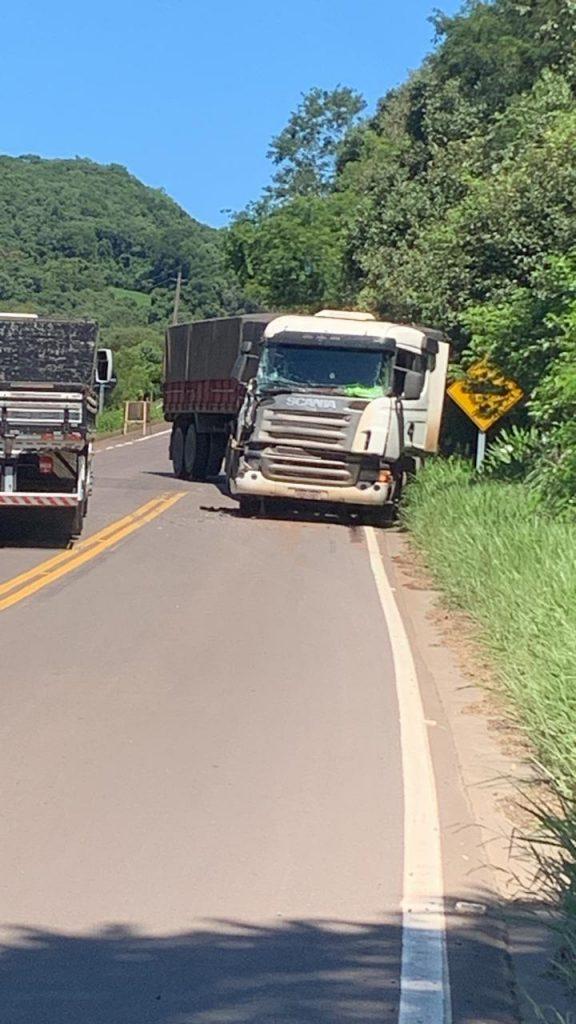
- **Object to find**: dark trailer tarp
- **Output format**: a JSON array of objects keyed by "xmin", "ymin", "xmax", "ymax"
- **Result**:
[
  {"xmin": 0, "ymin": 319, "xmax": 98, "ymax": 386},
  {"xmin": 164, "ymin": 314, "xmax": 276, "ymax": 385}
]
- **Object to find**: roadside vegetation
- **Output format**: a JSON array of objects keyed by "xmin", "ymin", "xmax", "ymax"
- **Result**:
[
  {"xmin": 0, "ymin": 156, "xmax": 249, "ymax": 406},
  {"xmin": 403, "ymin": 460, "xmax": 576, "ymax": 793},
  {"xmin": 403, "ymin": 460, "xmax": 576, "ymax": 990}
]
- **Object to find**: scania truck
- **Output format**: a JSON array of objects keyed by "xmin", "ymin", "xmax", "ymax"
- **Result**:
[
  {"xmin": 164, "ymin": 309, "xmax": 449, "ymax": 522},
  {"xmin": 0, "ymin": 314, "xmax": 113, "ymax": 537}
]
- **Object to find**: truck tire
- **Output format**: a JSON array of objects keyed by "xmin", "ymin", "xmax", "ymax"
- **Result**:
[
  {"xmin": 172, "ymin": 425, "xmax": 186, "ymax": 478},
  {"xmin": 184, "ymin": 423, "xmax": 210, "ymax": 481},
  {"xmin": 206, "ymin": 435, "xmax": 227, "ymax": 478}
]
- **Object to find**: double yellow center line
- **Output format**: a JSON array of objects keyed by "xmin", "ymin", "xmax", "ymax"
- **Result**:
[{"xmin": 0, "ymin": 491, "xmax": 186, "ymax": 613}]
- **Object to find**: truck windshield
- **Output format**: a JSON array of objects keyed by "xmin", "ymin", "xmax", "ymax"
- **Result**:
[{"xmin": 257, "ymin": 343, "xmax": 392, "ymax": 398}]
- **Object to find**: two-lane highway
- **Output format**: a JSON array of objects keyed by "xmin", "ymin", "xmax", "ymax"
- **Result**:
[{"xmin": 0, "ymin": 431, "xmax": 514, "ymax": 1023}]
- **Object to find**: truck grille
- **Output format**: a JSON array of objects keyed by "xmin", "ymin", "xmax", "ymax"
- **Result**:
[
  {"xmin": 261, "ymin": 448, "xmax": 358, "ymax": 487},
  {"xmin": 259, "ymin": 406, "xmax": 352, "ymax": 451}
]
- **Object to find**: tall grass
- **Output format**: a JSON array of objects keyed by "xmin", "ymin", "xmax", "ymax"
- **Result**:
[
  {"xmin": 403, "ymin": 459, "xmax": 576, "ymax": 792},
  {"xmin": 402, "ymin": 459, "xmax": 576, "ymax": 988},
  {"xmin": 96, "ymin": 408, "xmax": 125, "ymax": 434}
]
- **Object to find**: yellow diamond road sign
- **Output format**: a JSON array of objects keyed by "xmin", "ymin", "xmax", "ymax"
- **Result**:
[{"xmin": 447, "ymin": 361, "xmax": 524, "ymax": 432}]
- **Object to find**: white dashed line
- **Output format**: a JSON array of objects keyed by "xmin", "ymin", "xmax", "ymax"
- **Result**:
[{"xmin": 96, "ymin": 429, "xmax": 171, "ymax": 454}]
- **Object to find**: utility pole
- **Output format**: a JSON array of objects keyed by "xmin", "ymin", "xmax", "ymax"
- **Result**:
[{"xmin": 172, "ymin": 270, "xmax": 182, "ymax": 326}]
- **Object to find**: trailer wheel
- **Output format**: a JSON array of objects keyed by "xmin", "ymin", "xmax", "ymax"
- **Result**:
[
  {"xmin": 172, "ymin": 425, "xmax": 186, "ymax": 478},
  {"xmin": 184, "ymin": 423, "xmax": 209, "ymax": 481},
  {"xmin": 206, "ymin": 435, "xmax": 228, "ymax": 478}
]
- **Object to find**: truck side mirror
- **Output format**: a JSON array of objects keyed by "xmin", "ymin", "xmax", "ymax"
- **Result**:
[
  {"xmin": 403, "ymin": 368, "xmax": 426, "ymax": 400},
  {"xmin": 232, "ymin": 352, "xmax": 258, "ymax": 382},
  {"xmin": 96, "ymin": 348, "xmax": 114, "ymax": 385}
]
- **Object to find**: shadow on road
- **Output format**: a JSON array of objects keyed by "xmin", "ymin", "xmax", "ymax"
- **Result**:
[
  {"xmin": 141, "ymin": 473, "xmax": 398, "ymax": 531},
  {"xmin": 0, "ymin": 905, "xmax": 564, "ymax": 1023},
  {"xmin": 199, "ymin": 500, "xmax": 396, "ymax": 531}
]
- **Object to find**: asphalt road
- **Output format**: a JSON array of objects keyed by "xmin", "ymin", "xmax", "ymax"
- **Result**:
[{"xmin": 0, "ymin": 431, "xmax": 518, "ymax": 1023}]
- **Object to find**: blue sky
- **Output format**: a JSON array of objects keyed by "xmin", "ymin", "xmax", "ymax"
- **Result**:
[{"xmin": 0, "ymin": 0, "xmax": 461, "ymax": 227}]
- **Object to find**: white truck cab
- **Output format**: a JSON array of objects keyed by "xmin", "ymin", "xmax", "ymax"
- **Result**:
[{"xmin": 228, "ymin": 310, "xmax": 449, "ymax": 519}]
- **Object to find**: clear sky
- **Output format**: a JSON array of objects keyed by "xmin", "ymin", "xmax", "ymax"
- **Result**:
[{"xmin": 0, "ymin": 0, "xmax": 461, "ymax": 227}]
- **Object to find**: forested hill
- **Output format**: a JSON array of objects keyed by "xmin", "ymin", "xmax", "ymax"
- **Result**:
[
  {"xmin": 0, "ymin": 156, "xmax": 244, "ymax": 401},
  {"xmin": 226, "ymin": 0, "xmax": 576, "ymax": 507}
]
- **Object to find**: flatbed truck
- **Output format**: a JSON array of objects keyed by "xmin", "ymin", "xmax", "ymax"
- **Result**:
[{"xmin": 0, "ymin": 315, "xmax": 113, "ymax": 538}]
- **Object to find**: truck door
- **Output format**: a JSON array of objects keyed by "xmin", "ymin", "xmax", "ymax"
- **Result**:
[{"xmin": 394, "ymin": 341, "xmax": 449, "ymax": 454}]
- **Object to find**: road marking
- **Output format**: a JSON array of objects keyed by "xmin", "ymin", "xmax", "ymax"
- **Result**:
[
  {"xmin": 95, "ymin": 429, "xmax": 171, "ymax": 454},
  {"xmin": 364, "ymin": 526, "xmax": 451, "ymax": 1024},
  {"xmin": 0, "ymin": 492, "xmax": 186, "ymax": 613}
]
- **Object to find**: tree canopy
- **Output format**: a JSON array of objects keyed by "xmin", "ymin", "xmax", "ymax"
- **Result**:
[{"xmin": 266, "ymin": 86, "xmax": 366, "ymax": 201}]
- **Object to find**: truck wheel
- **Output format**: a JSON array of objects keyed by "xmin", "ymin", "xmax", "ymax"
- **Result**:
[
  {"xmin": 206, "ymin": 435, "xmax": 227, "ymax": 478},
  {"xmin": 184, "ymin": 423, "xmax": 210, "ymax": 481},
  {"xmin": 238, "ymin": 496, "xmax": 260, "ymax": 518},
  {"xmin": 172, "ymin": 425, "xmax": 186, "ymax": 478}
]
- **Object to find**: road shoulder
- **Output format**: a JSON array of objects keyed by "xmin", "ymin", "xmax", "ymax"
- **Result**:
[{"xmin": 376, "ymin": 528, "xmax": 573, "ymax": 1023}]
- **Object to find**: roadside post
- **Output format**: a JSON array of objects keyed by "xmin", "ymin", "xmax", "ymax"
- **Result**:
[
  {"xmin": 123, "ymin": 400, "xmax": 151, "ymax": 436},
  {"xmin": 475, "ymin": 430, "xmax": 487, "ymax": 470},
  {"xmin": 447, "ymin": 361, "xmax": 523, "ymax": 469}
]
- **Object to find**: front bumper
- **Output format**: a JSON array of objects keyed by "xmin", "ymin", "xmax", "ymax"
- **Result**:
[{"xmin": 232, "ymin": 469, "xmax": 394, "ymax": 507}]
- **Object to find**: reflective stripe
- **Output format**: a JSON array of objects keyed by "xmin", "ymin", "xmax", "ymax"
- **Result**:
[{"xmin": 0, "ymin": 494, "xmax": 78, "ymax": 507}]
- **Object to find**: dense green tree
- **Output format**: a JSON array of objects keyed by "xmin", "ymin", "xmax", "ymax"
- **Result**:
[
  {"xmin": 227, "ymin": 192, "xmax": 354, "ymax": 310},
  {"xmin": 266, "ymin": 87, "xmax": 366, "ymax": 201}
]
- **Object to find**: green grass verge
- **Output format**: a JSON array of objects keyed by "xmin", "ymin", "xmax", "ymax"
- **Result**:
[
  {"xmin": 402, "ymin": 459, "xmax": 576, "ymax": 791},
  {"xmin": 402, "ymin": 459, "xmax": 576, "ymax": 992}
]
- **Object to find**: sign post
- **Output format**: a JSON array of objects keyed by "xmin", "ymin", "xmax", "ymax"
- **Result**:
[
  {"xmin": 447, "ymin": 361, "xmax": 523, "ymax": 467},
  {"xmin": 475, "ymin": 430, "xmax": 487, "ymax": 470}
]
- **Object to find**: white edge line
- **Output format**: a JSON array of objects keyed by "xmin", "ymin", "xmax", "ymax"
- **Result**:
[
  {"xmin": 364, "ymin": 526, "xmax": 452, "ymax": 1024},
  {"xmin": 95, "ymin": 429, "xmax": 171, "ymax": 454}
]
